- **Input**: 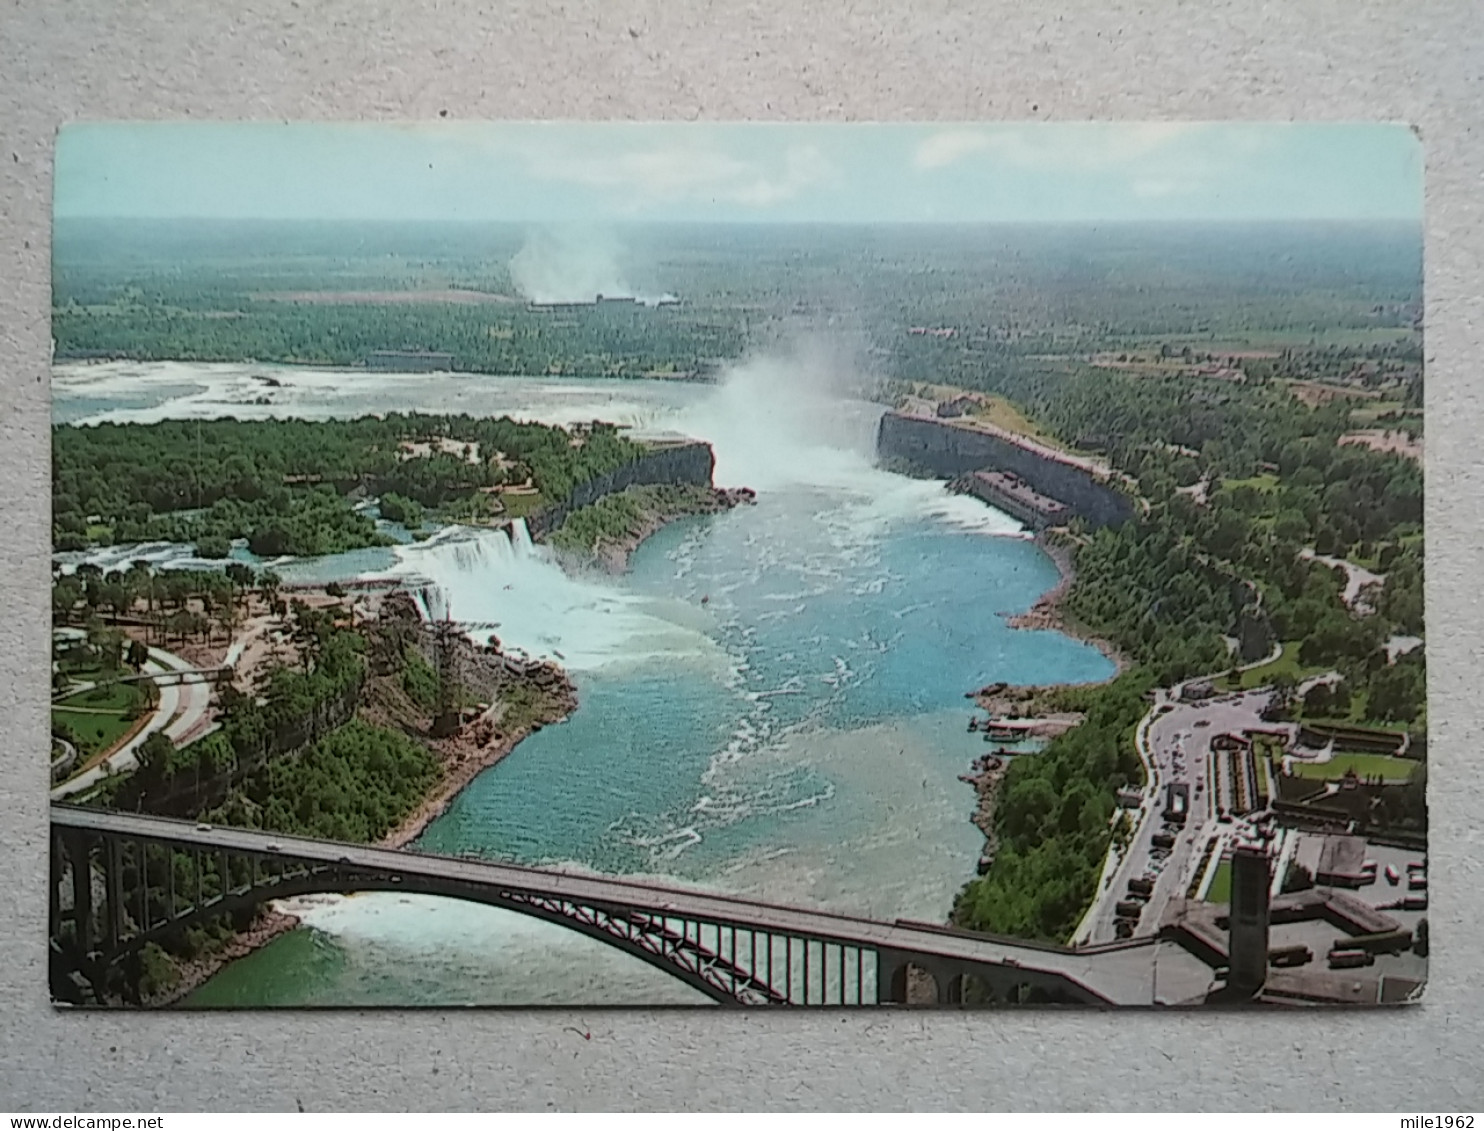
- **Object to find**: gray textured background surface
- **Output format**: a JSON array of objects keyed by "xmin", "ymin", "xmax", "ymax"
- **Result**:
[{"xmin": 2, "ymin": 0, "xmax": 1482, "ymax": 1112}]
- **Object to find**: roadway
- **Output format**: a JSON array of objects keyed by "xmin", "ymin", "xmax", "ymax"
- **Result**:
[
  {"xmin": 1076, "ymin": 676, "xmax": 1284, "ymax": 946},
  {"xmin": 52, "ymin": 804, "xmax": 1167, "ymax": 1007},
  {"xmin": 51, "ymin": 646, "xmax": 215, "ymax": 800},
  {"xmin": 1299, "ymin": 549, "xmax": 1385, "ymax": 612}
]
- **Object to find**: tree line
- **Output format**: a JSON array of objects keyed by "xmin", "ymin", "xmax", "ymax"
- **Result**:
[{"xmin": 54, "ymin": 414, "xmax": 646, "ymax": 555}]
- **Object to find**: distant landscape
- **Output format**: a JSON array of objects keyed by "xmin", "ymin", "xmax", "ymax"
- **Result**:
[{"xmin": 49, "ymin": 130, "xmax": 1428, "ymax": 1010}]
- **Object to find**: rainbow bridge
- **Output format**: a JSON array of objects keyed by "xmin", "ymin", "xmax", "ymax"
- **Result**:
[{"xmin": 49, "ymin": 804, "xmax": 1157, "ymax": 1008}]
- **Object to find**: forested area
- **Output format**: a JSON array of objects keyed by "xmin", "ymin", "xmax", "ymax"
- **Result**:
[
  {"xmin": 80, "ymin": 713, "xmax": 440, "ymax": 1002},
  {"xmin": 71, "ymin": 600, "xmax": 443, "ymax": 1001},
  {"xmin": 53, "ymin": 218, "xmax": 1420, "ymax": 379},
  {"xmin": 51, "ymin": 216, "xmax": 1428, "ymax": 965},
  {"xmin": 107, "ymin": 602, "xmax": 368, "ymax": 800},
  {"xmin": 205, "ymin": 720, "xmax": 439, "ymax": 843},
  {"xmin": 53, "ymin": 414, "xmax": 644, "ymax": 553},
  {"xmin": 945, "ymin": 361, "xmax": 1426, "ymax": 692},
  {"xmin": 547, "ymin": 484, "xmax": 721, "ymax": 562},
  {"xmin": 949, "ymin": 337, "xmax": 1426, "ymax": 941},
  {"xmin": 52, "ymin": 301, "xmax": 745, "ymax": 378},
  {"xmin": 953, "ymin": 674, "xmax": 1152, "ymax": 940}
]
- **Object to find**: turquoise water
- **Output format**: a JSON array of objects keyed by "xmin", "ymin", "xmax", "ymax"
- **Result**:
[
  {"xmin": 417, "ymin": 503, "xmax": 1104, "ymax": 879},
  {"xmin": 52, "ymin": 358, "xmax": 1114, "ymax": 1007},
  {"xmin": 187, "ymin": 486, "xmax": 1111, "ymax": 1007}
]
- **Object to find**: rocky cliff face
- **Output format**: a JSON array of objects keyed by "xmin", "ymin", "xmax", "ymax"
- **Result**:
[
  {"xmin": 876, "ymin": 411, "xmax": 1134, "ymax": 530},
  {"xmin": 527, "ymin": 441, "xmax": 716, "ymax": 540}
]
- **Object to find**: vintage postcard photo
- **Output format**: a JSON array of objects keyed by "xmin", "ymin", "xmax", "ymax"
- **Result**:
[{"xmin": 47, "ymin": 122, "xmax": 1426, "ymax": 1008}]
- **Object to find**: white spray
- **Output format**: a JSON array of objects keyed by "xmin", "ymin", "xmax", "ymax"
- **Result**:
[{"xmin": 508, "ymin": 227, "xmax": 676, "ymax": 307}]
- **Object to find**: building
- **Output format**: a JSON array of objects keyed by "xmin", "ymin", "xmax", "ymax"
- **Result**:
[
  {"xmin": 1180, "ymin": 680, "xmax": 1216, "ymax": 703},
  {"xmin": 1313, "ymin": 835, "xmax": 1371, "ymax": 888},
  {"xmin": 959, "ymin": 470, "xmax": 1071, "ymax": 530},
  {"xmin": 1163, "ymin": 781, "xmax": 1190, "ymax": 824}
]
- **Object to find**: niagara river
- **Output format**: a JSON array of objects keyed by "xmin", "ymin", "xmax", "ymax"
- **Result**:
[{"xmin": 53, "ymin": 356, "xmax": 1116, "ymax": 1006}]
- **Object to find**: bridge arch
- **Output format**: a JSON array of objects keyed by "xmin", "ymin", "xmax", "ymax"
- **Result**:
[
  {"xmin": 49, "ymin": 808, "xmax": 1119, "ymax": 1009},
  {"xmin": 51, "ymin": 856, "xmax": 795, "ymax": 1008}
]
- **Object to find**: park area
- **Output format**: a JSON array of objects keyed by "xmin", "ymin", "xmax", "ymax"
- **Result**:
[
  {"xmin": 52, "ymin": 680, "xmax": 148, "ymax": 760},
  {"xmin": 1203, "ymin": 860, "xmax": 1233, "ymax": 904},
  {"xmin": 1288, "ymin": 752, "xmax": 1419, "ymax": 783},
  {"xmin": 1215, "ymin": 642, "xmax": 1331, "ymax": 693}
]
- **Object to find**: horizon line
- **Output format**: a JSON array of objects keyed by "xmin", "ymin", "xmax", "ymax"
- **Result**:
[{"xmin": 54, "ymin": 214, "xmax": 1424, "ymax": 226}]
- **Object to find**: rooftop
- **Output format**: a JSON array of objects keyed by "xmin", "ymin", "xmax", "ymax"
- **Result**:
[{"xmin": 970, "ymin": 470, "xmax": 1070, "ymax": 518}]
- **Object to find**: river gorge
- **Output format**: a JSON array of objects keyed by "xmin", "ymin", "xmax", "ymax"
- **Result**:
[{"xmin": 53, "ymin": 355, "xmax": 1117, "ymax": 1006}]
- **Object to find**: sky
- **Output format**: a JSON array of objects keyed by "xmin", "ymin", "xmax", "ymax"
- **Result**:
[{"xmin": 54, "ymin": 121, "xmax": 1422, "ymax": 224}]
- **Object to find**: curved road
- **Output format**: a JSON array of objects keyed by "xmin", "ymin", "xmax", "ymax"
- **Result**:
[
  {"xmin": 1299, "ymin": 549, "xmax": 1385, "ymax": 612},
  {"xmin": 51, "ymin": 645, "xmax": 213, "ymax": 800}
]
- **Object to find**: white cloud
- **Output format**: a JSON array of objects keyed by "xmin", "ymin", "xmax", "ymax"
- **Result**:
[
  {"xmin": 1132, "ymin": 178, "xmax": 1183, "ymax": 199},
  {"xmin": 519, "ymin": 142, "xmax": 834, "ymax": 209},
  {"xmin": 914, "ymin": 130, "xmax": 994, "ymax": 170},
  {"xmin": 915, "ymin": 122, "xmax": 1214, "ymax": 175}
]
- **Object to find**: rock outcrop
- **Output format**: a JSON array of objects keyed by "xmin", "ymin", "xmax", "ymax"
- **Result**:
[{"xmin": 527, "ymin": 441, "xmax": 717, "ymax": 540}]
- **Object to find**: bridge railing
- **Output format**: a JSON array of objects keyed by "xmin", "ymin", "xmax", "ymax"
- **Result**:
[{"xmin": 49, "ymin": 805, "xmax": 1116, "ymax": 1009}]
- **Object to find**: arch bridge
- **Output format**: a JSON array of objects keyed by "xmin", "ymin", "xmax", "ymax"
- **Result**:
[{"xmin": 50, "ymin": 805, "xmax": 1152, "ymax": 1008}]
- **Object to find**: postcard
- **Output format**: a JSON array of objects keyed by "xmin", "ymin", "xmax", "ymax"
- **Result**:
[{"xmin": 47, "ymin": 122, "xmax": 1426, "ymax": 1008}]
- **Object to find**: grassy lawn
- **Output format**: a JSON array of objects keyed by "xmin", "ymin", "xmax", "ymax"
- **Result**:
[
  {"xmin": 1219, "ymin": 472, "xmax": 1281, "ymax": 494},
  {"xmin": 1289, "ymin": 752, "xmax": 1419, "ymax": 783},
  {"xmin": 1203, "ymin": 860, "xmax": 1232, "ymax": 904},
  {"xmin": 970, "ymin": 395, "xmax": 1067, "ymax": 449},
  {"xmin": 53, "ymin": 682, "xmax": 145, "ymax": 757},
  {"xmin": 497, "ymin": 491, "xmax": 547, "ymax": 519},
  {"xmin": 53, "ymin": 707, "xmax": 141, "ymax": 758},
  {"xmin": 56, "ymin": 681, "xmax": 142, "ymax": 715},
  {"xmin": 1216, "ymin": 641, "xmax": 1331, "ymax": 692}
]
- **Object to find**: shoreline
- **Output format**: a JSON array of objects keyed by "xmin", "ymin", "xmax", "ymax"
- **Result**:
[
  {"xmin": 159, "ymin": 678, "xmax": 579, "ymax": 1008},
  {"xmin": 1001, "ymin": 531, "xmax": 1131, "ymax": 678},
  {"xmin": 958, "ymin": 753, "xmax": 1010, "ymax": 878},
  {"xmin": 157, "ymin": 906, "xmax": 302, "ymax": 1007},
  {"xmin": 156, "ymin": 487, "xmax": 1075, "ymax": 1001},
  {"xmin": 554, "ymin": 485, "xmax": 757, "ymax": 575},
  {"xmin": 958, "ymin": 530, "xmax": 1127, "ymax": 890},
  {"xmin": 380, "ymin": 672, "xmax": 580, "ymax": 850},
  {"xmin": 157, "ymin": 485, "xmax": 725, "ymax": 1004},
  {"xmin": 153, "ymin": 599, "xmax": 580, "ymax": 1007}
]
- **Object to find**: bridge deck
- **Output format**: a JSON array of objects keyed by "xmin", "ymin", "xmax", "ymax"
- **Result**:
[{"xmin": 52, "ymin": 805, "xmax": 1159, "ymax": 1005}]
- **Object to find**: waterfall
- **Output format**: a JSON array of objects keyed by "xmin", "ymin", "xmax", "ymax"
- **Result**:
[
  {"xmin": 389, "ymin": 521, "xmax": 717, "ymax": 673},
  {"xmin": 509, "ymin": 517, "xmax": 535, "ymax": 555}
]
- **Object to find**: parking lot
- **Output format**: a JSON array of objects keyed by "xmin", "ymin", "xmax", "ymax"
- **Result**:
[{"xmin": 1082, "ymin": 687, "xmax": 1281, "ymax": 945}]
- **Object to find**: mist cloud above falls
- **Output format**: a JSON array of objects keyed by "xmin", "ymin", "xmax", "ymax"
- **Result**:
[
  {"xmin": 674, "ymin": 339, "xmax": 1023, "ymax": 536},
  {"xmin": 674, "ymin": 338, "xmax": 881, "ymax": 491},
  {"xmin": 508, "ymin": 228, "xmax": 674, "ymax": 306}
]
